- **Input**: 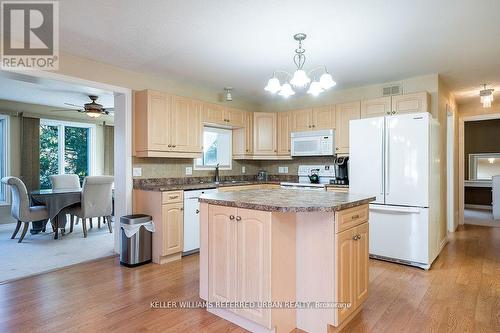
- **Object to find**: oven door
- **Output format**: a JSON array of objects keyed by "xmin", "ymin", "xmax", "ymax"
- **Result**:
[{"xmin": 291, "ymin": 136, "xmax": 322, "ymax": 156}]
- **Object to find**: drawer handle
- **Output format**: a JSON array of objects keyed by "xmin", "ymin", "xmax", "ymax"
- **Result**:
[
  {"xmin": 235, "ymin": 216, "xmax": 241, "ymax": 221},
  {"xmin": 351, "ymin": 214, "xmax": 360, "ymax": 220},
  {"xmin": 229, "ymin": 215, "xmax": 235, "ymax": 220},
  {"xmin": 169, "ymin": 195, "xmax": 179, "ymax": 199}
]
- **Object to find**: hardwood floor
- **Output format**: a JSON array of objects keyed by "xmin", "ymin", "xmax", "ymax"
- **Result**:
[{"xmin": 0, "ymin": 225, "xmax": 499, "ymax": 333}]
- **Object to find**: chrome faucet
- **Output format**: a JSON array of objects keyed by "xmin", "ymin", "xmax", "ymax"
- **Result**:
[{"xmin": 214, "ymin": 163, "xmax": 220, "ymax": 183}]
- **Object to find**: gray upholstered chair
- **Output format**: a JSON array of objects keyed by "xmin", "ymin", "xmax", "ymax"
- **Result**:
[
  {"xmin": 50, "ymin": 174, "xmax": 81, "ymax": 190},
  {"xmin": 70, "ymin": 176, "xmax": 114, "ymax": 237},
  {"xmin": 1, "ymin": 177, "xmax": 49, "ymax": 243}
]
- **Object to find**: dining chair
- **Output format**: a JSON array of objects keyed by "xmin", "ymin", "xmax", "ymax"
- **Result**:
[
  {"xmin": 69, "ymin": 176, "xmax": 114, "ymax": 237},
  {"xmin": 1, "ymin": 177, "xmax": 49, "ymax": 243},
  {"xmin": 50, "ymin": 174, "xmax": 81, "ymax": 190},
  {"xmin": 50, "ymin": 174, "xmax": 81, "ymax": 232}
]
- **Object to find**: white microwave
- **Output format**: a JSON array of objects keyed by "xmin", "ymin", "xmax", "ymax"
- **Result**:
[{"xmin": 290, "ymin": 129, "xmax": 335, "ymax": 156}]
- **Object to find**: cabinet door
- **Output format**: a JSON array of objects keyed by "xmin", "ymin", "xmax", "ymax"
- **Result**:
[
  {"xmin": 208, "ymin": 205, "xmax": 238, "ymax": 304},
  {"xmin": 171, "ymin": 96, "xmax": 202, "ymax": 152},
  {"xmin": 335, "ymin": 228, "xmax": 355, "ymax": 323},
  {"xmin": 292, "ymin": 108, "xmax": 313, "ymax": 132},
  {"xmin": 253, "ymin": 112, "xmax": 277, "ymax": 155},
  {"xmin": 361, "ymin": 96, "xmax": 391, "ymax": 118},
  {"xmin": 277, "ymin": 112, "xmax": 291, "ymax": 155},
  {"xmin": 391, "ymin": 92, "xmax": 429, "ymax": 115},
  {"xmin": 203, "ymin": 103, "xmax": 226, "ymax": 125},
  {"xmin": 236, "ymin": 208, "xmax": 272, "ymax": 328},
  {"xmin": 313, "ymin": 105, "xmax": 335, "ymax": 130},
  {"xmin": 354, "ymin": 223, "xmax": 369, "ymax": 307},
  {"xmin": 335, "ymin": 101, "xmax": 360, "ymax": 154},
  {"xmin": 226, "ymin": 108, "xmax": 245, "ymax": 128},
  {"xmin": 245, "ymin": 112, "xmax": 254, "ymax": 154},
  {"xmin": 148, "ymin": 91, "xmax": 171, "ymax": 151},
  {"xmin": 162, "ymin": 202, "xmax": 183, "ymax": 256}
]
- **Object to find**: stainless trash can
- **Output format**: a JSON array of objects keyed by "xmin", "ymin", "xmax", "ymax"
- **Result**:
[{"xmin": 120, "ymin": 214, "xmax": 153, "ymax": 267}]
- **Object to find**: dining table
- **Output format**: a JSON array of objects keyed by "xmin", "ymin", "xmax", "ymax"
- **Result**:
[{"xmin": 30, "ymin": 188, "xmax": 82, "ymax": 239}]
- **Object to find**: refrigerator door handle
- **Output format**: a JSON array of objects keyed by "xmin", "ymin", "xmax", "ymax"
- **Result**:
[
  {"xmin": 370, "ymin": 205, "xmax": 421, "ymax": 214},
  {"xmin": 385, "ymin": 119, "xmax": 390, "ymax": 196},
  {"xmin": 381, "ymin": 119, "xmax": 385, "ymax": 196}
]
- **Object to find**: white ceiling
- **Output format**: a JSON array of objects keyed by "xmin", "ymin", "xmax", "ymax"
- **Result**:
[
  {"xmin": 58, "ymin": 0, "xmax": 500, "ymax": 103},
  {"xmin": 0, "ymin": 71, "xmax": 114, "ymax": 120}
]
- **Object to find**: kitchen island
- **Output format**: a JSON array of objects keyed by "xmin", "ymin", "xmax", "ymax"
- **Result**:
[{"xmin": 198, "ymin": 189, "xmax": 375, "ymax": 333}]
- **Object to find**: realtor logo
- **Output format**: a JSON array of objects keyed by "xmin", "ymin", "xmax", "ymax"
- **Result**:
[{"xmin": 1, "ymin": 1, "xmax": 59, "ymax": 70}]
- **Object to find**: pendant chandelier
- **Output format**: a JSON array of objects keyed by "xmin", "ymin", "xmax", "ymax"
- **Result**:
[
  {"xmin": 479, "ymin": 84, "xmax": 494, "ymax": 108},
  {"xmin": 265, "ymin": 33, "xmax": 336, "ymax": 98}
]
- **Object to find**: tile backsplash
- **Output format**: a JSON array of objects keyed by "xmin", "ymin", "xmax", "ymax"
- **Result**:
[{"xmin": 132, "ymin": 156, "xmax": 336, "ymax": 179}]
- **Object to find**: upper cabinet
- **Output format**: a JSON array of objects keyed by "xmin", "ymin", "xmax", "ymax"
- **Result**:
[
  {"xmin": 134, "ymin": 90, "xmax": 202, "ymax": 158},
  {"xmin": 233, "ymin": 112, "xmax": 253, "ymax": 158},
  {"xmin": 277, "ymin": 112, "xmax": 292, "ymax": 155},
  {"xmin": 313, "ymin": 105, "xmax": 336, "ymax": 130},
  {"xmin": 292, "ymin": 108, "xmax": 313, "ymax": 132},
  {"xmin": 361, "ymin": 96, "xmax": 391, "ymax": 118},
  {"xmin": 391, "ymin": 92, "xmax": 429, "ymax": 115},
  {"xmin": 291, "ymin": 106, "xmax": 335, "ymax": 132},
  {"xmin": 253, "ymin": 112, "xmax": 277, "ymax": 156},
  {"xmin": 335, "ymin": 101, "xmax": 361, "ymax": 154},
  {"xmin": 203, "ymin": 104, "xmax": 245, "ymax": 128}
]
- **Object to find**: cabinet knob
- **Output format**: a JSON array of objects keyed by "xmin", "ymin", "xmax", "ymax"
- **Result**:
[
  {"xmin": 391, "ymin": 111, "xmax": 396, "ymax": 115},
  {"xmin": 274, "ymin": 150, "xmax": 277, "ymax": 152},
  {"xmin": 168, "ymin": 144, "xmax": 172, "ymax": 147},
  {"xmin": 180, "ymin": 208, "xmax": 184, "ymax": 211},
  {"xmin": 312, "ymin": 125, "xmax": 315, "ymax": 128},
  {"xmin": 196, "ymin": 209, "xmax": 199, "ymax": 214},
  {"xmin": 229, "ymin": 215, "xmax": 235, "ymax": 220},
  {"xmin": 352, "ymin": 234, "xmax": 361, "ymax": 240},
  {"xmin": 336, "ymin": 147, "xmax": 339, "ymax": 151},
  {"xmin": 308, "ymin": 125, "xmax": 311, "ymax": 128},
  {"xmin": 235, "ymin": 216, "xmax": 241, "ymax": 221}
]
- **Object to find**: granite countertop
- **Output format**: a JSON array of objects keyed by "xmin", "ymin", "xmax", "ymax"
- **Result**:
[
  {"xmin": 135, "ymin": 180, "xmax": 283, "ymax": 192},
  {"xmin": 325, "ymin": 184, "xmax": 350, "ymax": 188},
  {"xmin": 199, "ymin": 189, "xmax": 375, "ymax": 212}
]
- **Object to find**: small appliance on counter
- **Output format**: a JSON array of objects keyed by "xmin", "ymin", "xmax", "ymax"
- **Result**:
[
  {"xmin": 331, "ymin": 156, "xmax": 349, "ymax": 185},
  {"xmin": 281, "ymin": 165, "xmax": 335, "ymax": 190},
  {"xmin": 257, "ymin": 170, "xmax": 269, "ymax": 181}
]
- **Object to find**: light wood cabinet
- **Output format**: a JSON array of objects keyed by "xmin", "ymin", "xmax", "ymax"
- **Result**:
[
  {"xmin": 253, "ymin": 112, "xmax": 277, "ymax": 156},
  {"xmin": 207, "ymin": 205, "xmax": 295, "ymax": 330},
  {"xmin": 133, "ymin": 190, "xmax": 184, "ymax": 264},
  {"xmin": 134, "ymin": 90, "xmax": 202, "ymax": 157},
  {"xmin": 313, "ymin": 105, "xmax": 336, "ymax": 130},
  {"xmin": 171, "ymin": 96, "xmax": 202, "ymax": 153},
  {"xmin": 335, "ymin": 101, "xmax": 360, "ymax": 154},
  {"xmin": 277, "ymin": 112, "xmax": 292, "ymax": 155},
  {"xmin": 361, "ymin": 96, "xmax": 391, "ymax": 118},
  {"xmin": 203, "ymin": 103, "xmax": 226, "ymax": 125},
  {"xmin": 292, "ymin": 108, "xmax": 313, "ymax": 131},
  {"xmin": 162, "ymin": 202, "xmax": 184, "ymax": 256},
  {"xmin": 225, "ymin": 107, "xmax": 246, "ymax": 128},
  {"xmin": 232, "ymin": 112, "xmax": 253, "ymax": 159},
  {"xmin": 334, "ymin": 222, "xmax": 369, "ymax": 324},
  {"xmin": 391, "ymin": 92, "xmax": 429, "ymax": 115}
]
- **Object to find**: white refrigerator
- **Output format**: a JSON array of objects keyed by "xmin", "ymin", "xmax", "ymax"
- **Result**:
[{"xmin": 349, "ymin": 112, "xmax": 442, "ymax": 269}]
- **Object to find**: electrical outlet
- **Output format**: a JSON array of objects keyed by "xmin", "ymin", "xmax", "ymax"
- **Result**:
[
  {"xmin": 185, "ymin": 166, "xmax": 193, "ymax": 175},
  {"xmin": 278, "ymin": 166, "xmax": 285, "ymax": 174},
  {"xmin": 133, "ymin": 167, "xmax": 142, "ymax": 177},
  {"xmin": 242, "ymin": 166, "xmax": 246, "ymax": 174},
  {"xmin": 284, "ymin": 167, "xmax": 289, "ymax": 173}
]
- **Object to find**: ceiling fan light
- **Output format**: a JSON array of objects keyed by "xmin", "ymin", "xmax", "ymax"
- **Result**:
[
  {"xmin": 290, "ymin": 69, "xmax": 310, "ymax": 87},
  {"xmin": 264, "ymin": 77, "xmax": 281, "ymax": 94},
  {"xmin": 278, "ymin": 83, "xmax": 295, "ymax": 98},
  {"xmin": 86, "ymin": 110, "xmax": 102, "ymax": 118},
  {"xmin": 319, "ymin": 72, "xmax": 336, "ymax": 89},
  {"xmin": 307, "ymin": 81, "xmax": 324, "ymax": 96},
  {"xmin": 479, "ymin": 85, "xmax": 494, "ymax": 108}
]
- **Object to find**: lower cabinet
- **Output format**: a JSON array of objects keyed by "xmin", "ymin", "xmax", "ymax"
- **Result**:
[
  {"xmin": 335, "ymin": 222, "xmax": 369, "ymax": 323},
  {"xmin": 207, "ymin": 205, "xmax": 295, "ymax": 330},
  {"xmin": 133, "ymin": 190, "xmax": 184, "ymax": 264}
]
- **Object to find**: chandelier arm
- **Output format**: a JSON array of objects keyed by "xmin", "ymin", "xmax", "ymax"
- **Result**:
[
  {"xmin": 306, "ymin": 66, "xmax": 329, "ymax": 77},
  {"xmin": 273, "ymin": 69, "xmax": 293, "ymax": 81}
]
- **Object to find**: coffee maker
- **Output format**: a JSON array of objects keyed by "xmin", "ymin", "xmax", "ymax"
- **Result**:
[{"xmin": 331, "ymin": 156, "xmax": 349, "ymax": 185}]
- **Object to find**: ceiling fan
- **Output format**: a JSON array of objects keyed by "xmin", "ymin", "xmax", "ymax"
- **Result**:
[{"xmin": 51, "ymin": 95, "xmax": 113, "ymax": 118}]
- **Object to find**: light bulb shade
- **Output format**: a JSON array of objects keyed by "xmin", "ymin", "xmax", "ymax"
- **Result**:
[
  {"xmin": 480, "ymin": 88, "xmax": 494, "ymax": 108},
  {"xmin": 290, "ymin": 69, "xmax": 310, "ymax": 87},
  {"xmin": 264, "ymin": 77, "xmax": 281, "ymax": 93},
  {"xmin": 86, "ymin": 111, "xmax": 102, "ymax": 118},
  {"xmin": 278, "ymin": 83, "xmax": 295, "ymax": 97},
  {"xmin": 319, "ymin": 72, "xmax": 336, "ymax": 89},
  {"xmin": 307, "ymin": 81, "xmax": 324, "ymax": 96}
]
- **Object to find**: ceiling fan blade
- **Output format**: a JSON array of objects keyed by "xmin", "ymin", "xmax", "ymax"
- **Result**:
[
  {"xmin": 64, "ymin": 102, "xmax": 82, "ymax": 108},
  {"xmin": 50, "ymin": 109, "xmax": 77, "ymax": 112}
]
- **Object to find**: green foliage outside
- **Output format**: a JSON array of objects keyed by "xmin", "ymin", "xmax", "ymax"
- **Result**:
[{"xmin": 39, "ymin": 125, "xmax": 89, "ymax": 189}]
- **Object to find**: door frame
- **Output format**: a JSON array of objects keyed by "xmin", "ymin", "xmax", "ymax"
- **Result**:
[
  {"xmin": 446, "ymin": 106, "xmax": 456, "ymax": 232},
  {"xmin": 0, "ymin": 69, "xmax": 132, "ymax": 253},
  {"xmin": 458, "ymin": 112, "xmax": 500, "ymax": 225}
]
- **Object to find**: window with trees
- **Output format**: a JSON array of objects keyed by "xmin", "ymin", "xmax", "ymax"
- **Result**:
[
  {"xmin": 39, "ymin": 120, "xmax": 95, "ymax": 189},
  {"xmin": 194, "ymin": 126, "xmax": 232, "ymax": 169}
]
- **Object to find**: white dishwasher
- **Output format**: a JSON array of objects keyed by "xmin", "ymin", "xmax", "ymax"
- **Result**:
[{"xmin": 183, "ymin": 188, "xmax": 217, "ymax": 254}]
